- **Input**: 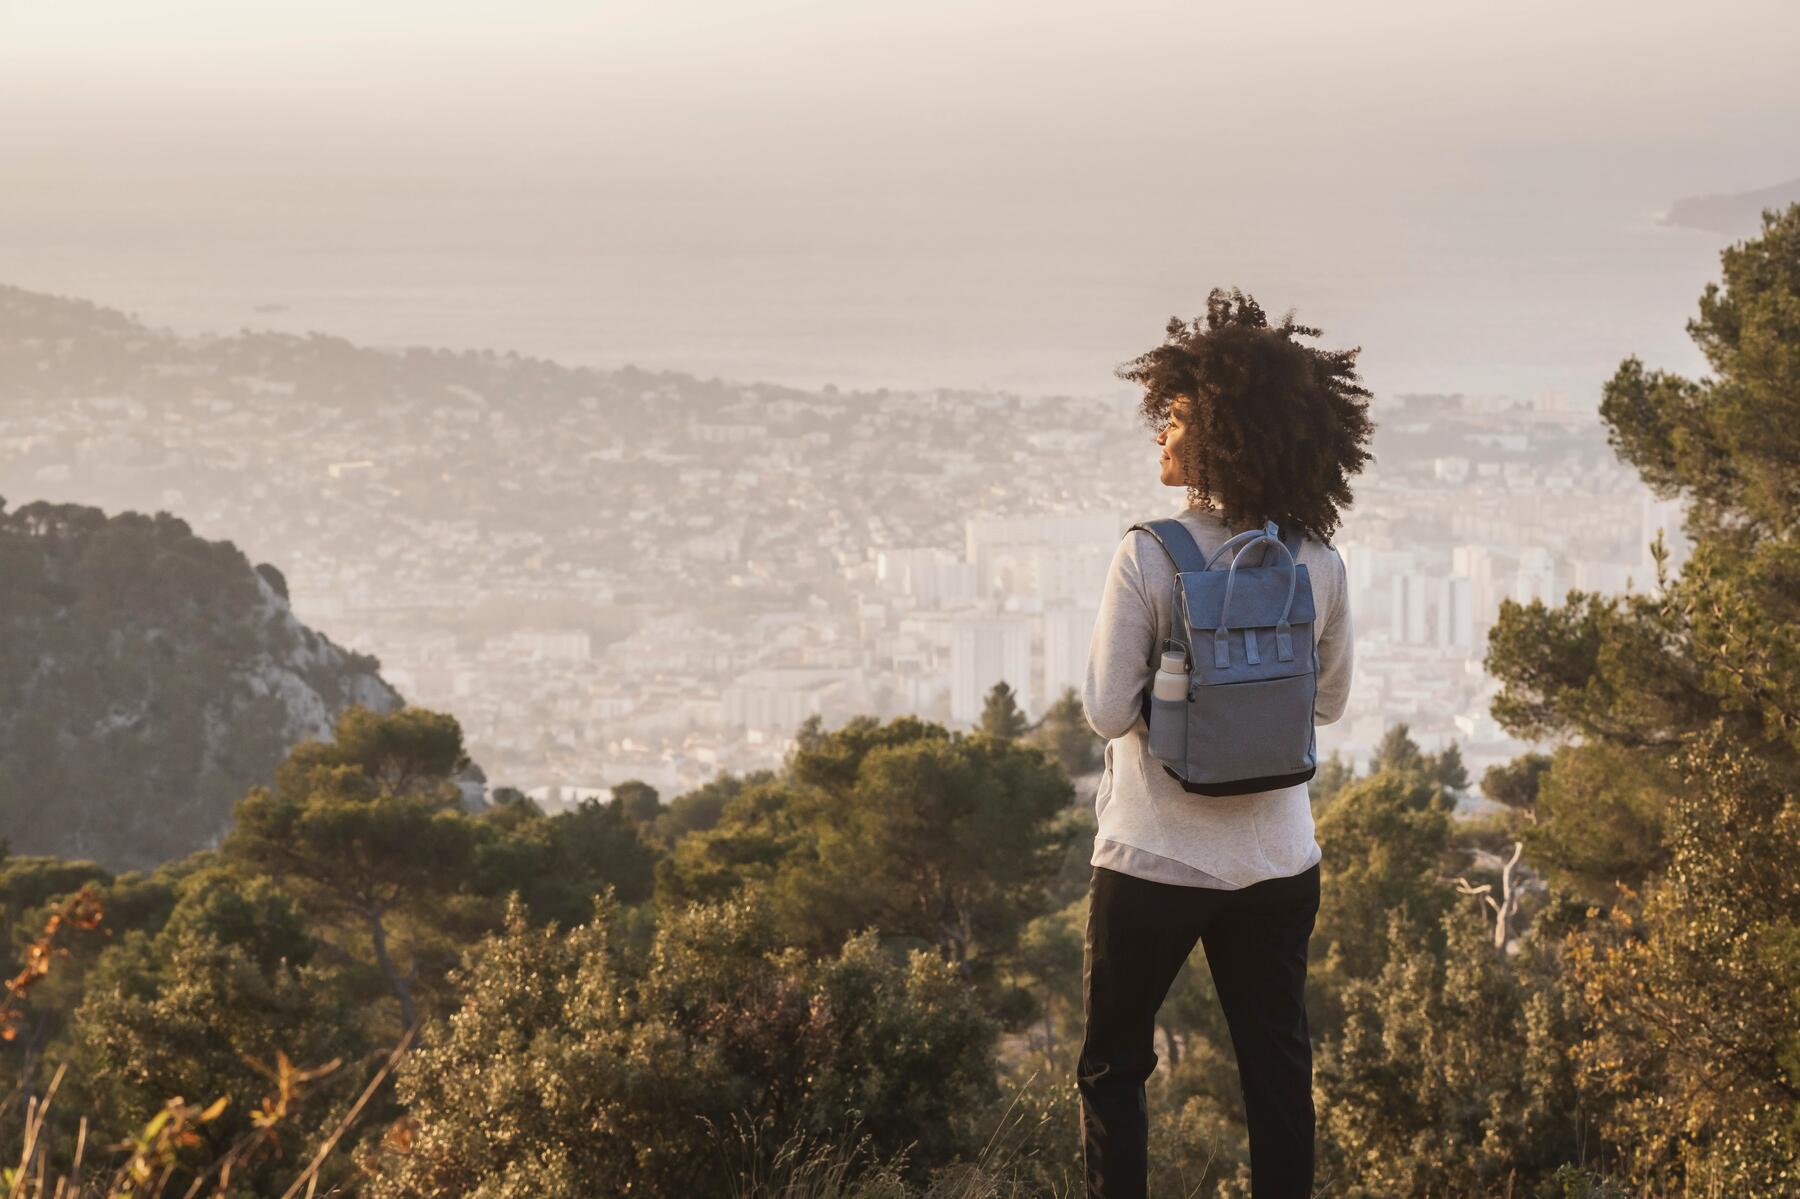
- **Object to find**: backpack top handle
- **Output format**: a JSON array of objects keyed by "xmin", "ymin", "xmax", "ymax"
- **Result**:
[
  {"xmin": 1211, "ymin": 532, "xmax": 1301, "ymax": 669},
  {"xmin": 1126, "ymin": 516, "xmax": 1306, "ymax": 674},
  {"xmin": 1201, "ymin": 520, "xmax": 1303, "ymax": 570},
  {"xmin": 1202, "ymin": 526, "xmax": 1270, "ymax": 570}
]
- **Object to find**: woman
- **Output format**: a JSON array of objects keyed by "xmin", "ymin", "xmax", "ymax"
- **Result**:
[{"xmin": 1079, "ymin": 287, "xmax": 1372, "ymax": 1198}]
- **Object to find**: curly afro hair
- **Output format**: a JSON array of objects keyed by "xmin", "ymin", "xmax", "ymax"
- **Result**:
[{"xmin": 1116, "ymin": 286, "xmax": 1374, "ymax": 544}]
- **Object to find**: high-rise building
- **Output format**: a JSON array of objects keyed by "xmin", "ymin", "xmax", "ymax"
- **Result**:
[
  {"xmin": 1452, "ymin": 543, "xmax": 1509, "ymax": 637},
  {"xmin": 1436, "ymin": 575, "xmax": 1475, "ymax": 650},
  {"xmin": 1043, "ymin": 604, "xmax": 1099, "ymax": 707},
  {"xmin": 1344, "ymin": 543, "xmax": 1418, "ymax": 637},
  {"xmin": 949, "ymin": 615, "xmax": 1035, "ymax": 724},
  {"xmin": 875, "ymin": 547, "xmax": 979, "ymax": 608},
  {"xmin": 1515, "ymin": 547, "xmax": 1557, "ymax": 605},
  {"xmin": 1391, "ymin": 572, "xmax": 1430, "ymax": 644},
  {"xmin": 965, "ymin": 513, "xmax": 1121, "ymax": 602},
  {"xmin": 988, "ymin": 542, "xmax": 1113, "ymax": 608}
]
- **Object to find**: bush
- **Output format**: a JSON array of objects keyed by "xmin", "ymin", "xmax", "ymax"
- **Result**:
[{"xmin": 367, "ymin": 886, "xmax": 1001, "ymax": 1198}]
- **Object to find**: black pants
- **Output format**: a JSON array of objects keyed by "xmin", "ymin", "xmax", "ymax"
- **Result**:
[{"xmin": 1078, "ymin": 860, "xmax": 1321, "ymax": 1199}]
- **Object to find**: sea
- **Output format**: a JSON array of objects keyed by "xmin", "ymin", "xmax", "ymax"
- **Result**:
[{"xmin": 0, "ymin": 174, "xmax": 1738, "ymax": 407}]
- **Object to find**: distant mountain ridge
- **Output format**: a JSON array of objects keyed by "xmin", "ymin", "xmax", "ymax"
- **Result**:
[
  {"xmin": 0, "ymin": 279, "xmax": 777, "ymax": 419},
  {"xmin": 1662, "ymin": 176, "xmax": 1800, "ymax": 240},
  {"xmin": 0, "ymin": 498, "xmax": 412, "ymax": 869}
]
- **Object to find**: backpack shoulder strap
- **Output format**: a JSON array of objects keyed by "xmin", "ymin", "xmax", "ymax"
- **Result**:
[
  {"xmin": 1125, "ymin": 518, "xmax": 1208, "ymax": 575},
  {"xmin": 1128, "ymin": 519, "xmax": 1205, "ymax": 675}
]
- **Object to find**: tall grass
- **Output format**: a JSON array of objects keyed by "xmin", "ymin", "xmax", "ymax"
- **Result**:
[
  {"xmin": 6, "ymin": 1057, "xmax": 1073, "ymax": 1199},
  {"xmin": 703, "ymin": 1067, "xmax": 1078, "ymax": 1198},
  {"xmin": 3, "ymin": 1024, "xmax": 412, "ymax": 1199}
]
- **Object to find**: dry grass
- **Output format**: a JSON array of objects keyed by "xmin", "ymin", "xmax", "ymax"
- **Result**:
[
  {"xmin": 4, "ymin": 1024, "xmax": 414, "ymax": 1199},
  {"xmin": 703, "ymin": 1068, "xmax": 1078, "ymax": 1199}
]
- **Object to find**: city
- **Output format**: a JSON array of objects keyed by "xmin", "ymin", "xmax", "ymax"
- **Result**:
[{"xmin": 1, "ymin": 284, "xmax": 1686, "ymax": 806}]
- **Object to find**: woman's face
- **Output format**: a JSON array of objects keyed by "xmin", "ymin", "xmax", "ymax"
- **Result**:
[{"xmin": 1156, "ymin": 398, "xmax": 1195, "ymax": 488}]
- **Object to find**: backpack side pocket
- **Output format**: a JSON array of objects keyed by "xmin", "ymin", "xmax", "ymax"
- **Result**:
[{"xmin": 1148, "ymin": 694, "xmax": 1187, "ymax": 763}]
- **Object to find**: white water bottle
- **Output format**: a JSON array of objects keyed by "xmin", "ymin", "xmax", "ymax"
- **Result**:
[
  {"xmin": 1148, "ymin": 648, "xmax": 1188, "ymax": 761},
  {"xmin": 1152, "ymin": 649, "xmax": 1188, "ymax": 700}
]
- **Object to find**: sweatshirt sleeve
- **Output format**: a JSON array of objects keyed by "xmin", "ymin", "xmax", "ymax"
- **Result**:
[
  {"xmin": 1082, "ymin": 532, "xmax": 1157, "ymax": 741},
  {"xmin": 1312, "ymin": 548, "xmax": 1354, "ymax": 725}
]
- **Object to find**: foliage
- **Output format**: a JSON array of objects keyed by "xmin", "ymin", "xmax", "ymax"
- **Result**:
[
  {"xmin": 225, "ymin": 711, "xmax": 478, "ymax": 1031},
  {"xmin": 68, "ymin": 906, "xmax": 368, "ymax": 1193},
  {"xmin": 1311, "ymin": 768, "xmax": 1455, "ymax": 992},
  {"xmin": 978, "ymin": 682, "xmax": 1029, "ymax": 742},
  {"xmin": 610, "ymin": 779, "xmax": 663, "ymax": 825},
  {"xmin": 1369, "ymin": 721, "xmax": 1470, "ymax": 795},
  {"xmin": 472, "ymin": 792, "xmax": 658, "ymax": 926},
  {"xmin": 1314, "ymin": 903, "xmax": 1585, "ymax": 1197},
  {"xmin": 1007, "ymin": 898, "xmax": 1085, "ymax": 1064},
  {"xmin": 657, "ymin": 717, "xmax": 1073, "ymax": 1020},
  {"xmin": 1481, "ymin": 202, "xmax": 1800, "ymax": 1188},
  {"xmin": 1487, "ymin": 205, "xmax": 1800, "ymax": 872},
  {"xmin": 1306, "ymin": 749, "xmax": 1355, "ymax": 810},
  {"xmin": 0, "ymin": 885, "xmax": 104, "ymax": 1043},
  {"xmin": 1561, "ymin": 728, "xmax": 1800, "ymax": 1190},
  {"xmin": 1523, "ymin": 742, "xmax": 1675, "ymax": 901},
  {"xmin": 648, "ymin": 770, "xmax": 776, "ymax": 850},
  {"xmin": 1021, "ymin": 687, "xmax": 1104, "ymax": 781},
  {"xmin": 1480, "ymin": 751, "xmax": 1552, "ymax": 817},
  {"xmin": 366, "ymin": 889, "xmax": 1000, "ymax": 1198}
]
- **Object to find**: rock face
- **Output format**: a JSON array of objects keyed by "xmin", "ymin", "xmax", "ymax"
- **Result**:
[{"xmin": 0, "ymin": 498, "xmax": 407, "ymax": 869}]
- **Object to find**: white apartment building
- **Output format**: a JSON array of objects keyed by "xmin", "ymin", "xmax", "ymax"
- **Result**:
[
  {"xmin": 513, "ymin": 629, "xmax": 593, "ymax": 662},
  {"xmin": 1391, "ymin": 572, "xmax": 1431, "ymax": 645},
  {"xmin": 1437, "ymin": 575, "xmax": 1475, "ymax": 650},
  {"xmin": 949, "ymin": 615, "xmax": 1035, "ymax": 724},
  {"xmin": 1515, "ymin": 547, "xmax": 1558, "ymax": 605},
  {"xmin": 964, "ymin": 513, "xmax": 1121, "ymax": 602},
  {"xmin": 876, "ymin": 547, "xmax": 980, "ymax": 609},
  {"xmin": 1043, "ymin": 603, "xmax": 1100, "ymax": 706},
  {"xmin": 723, "ymin": 668, "xmax": 850, "ymax": 734}
]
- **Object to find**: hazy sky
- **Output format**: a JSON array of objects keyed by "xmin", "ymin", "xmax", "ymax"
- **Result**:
[
  {"xmin": 10, "ymin": 2, "xmax": 1793, "ymax": 177},
  {"xmin": 4, "ymin": 1, "xmax": 1798, "ymax": 397}
]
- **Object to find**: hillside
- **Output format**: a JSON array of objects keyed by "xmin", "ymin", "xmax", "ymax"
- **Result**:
[
  {"xmin": 0, "ymin": 497, "xmax": 414, "ymax": 868},
  {"xmin": 1663, "ymin": 175, "xmax": 1800, "ymax": 239}
]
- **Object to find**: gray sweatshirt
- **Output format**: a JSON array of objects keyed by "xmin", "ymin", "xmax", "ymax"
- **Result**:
[{"xmin": 1081, "ymin": 503, "xmax": 1353, "ymax": 888}]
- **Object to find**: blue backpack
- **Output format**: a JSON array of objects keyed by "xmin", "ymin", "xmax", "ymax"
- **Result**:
[{"xmin": 1128, "ymin": 518, "xmax": 1319, "ymax": 795}]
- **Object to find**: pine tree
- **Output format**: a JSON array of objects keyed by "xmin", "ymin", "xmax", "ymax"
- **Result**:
[
  {"xmin": 1484, "ymin": 202, "xmax": 1800, "ymax": 1185},
  {"xmin": 979, "ymin": 680, "xmax": 1031, "ymax": 741}
]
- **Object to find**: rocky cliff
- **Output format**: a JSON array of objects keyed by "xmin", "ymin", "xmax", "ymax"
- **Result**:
[{"xmin": 0, "ymin": 497, "xmax": 412, "ymax": 868}]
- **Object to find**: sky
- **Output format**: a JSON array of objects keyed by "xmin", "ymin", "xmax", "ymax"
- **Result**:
[
  {"xmin": 3, "ymin": 0, "xmax": 1798, "ymax": 397},
  {"xmin": 8, "ymin": 2, "xmax": 1792, "ymax": 178}
]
